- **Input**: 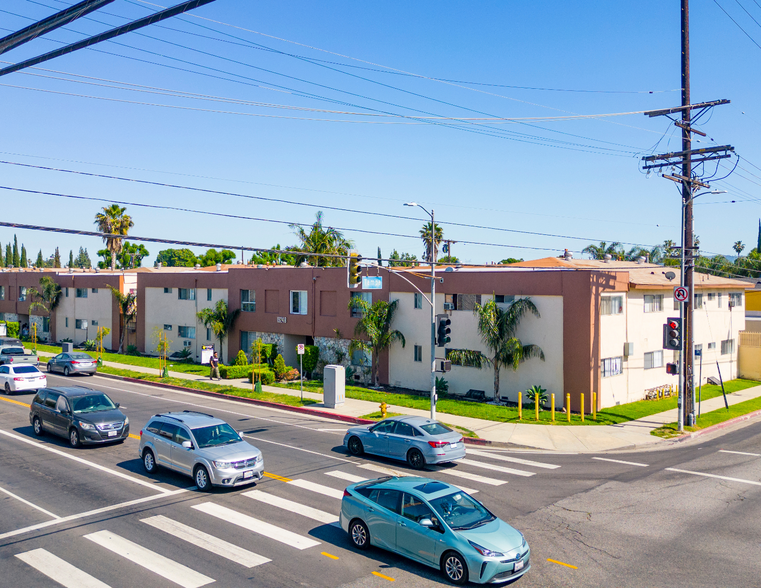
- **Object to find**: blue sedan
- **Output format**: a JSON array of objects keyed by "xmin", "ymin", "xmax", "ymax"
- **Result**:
[
  {"xmin": 341, "ymin": 476, "xmax": 530, "ymax": 584},
  {"xmin": 343, "ymin": 415, "xmax": 466, "ymax": 469}
]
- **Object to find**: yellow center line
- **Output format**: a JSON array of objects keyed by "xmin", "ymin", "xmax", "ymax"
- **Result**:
[
  {"xmin": 371, "ymin": 571, "xmax": 395, "ymax": 582},
  {"xmin": 321, "ymin": 552, "xmax": 339, "ymax": 560},
  {"xmin": 547, "ymin": 558, "xmax": 578, "ymax": 569},
  {"xmin": 128, "ymin": 434, "xmax": 140, "ymax": 440},
  {"xmin": 0, "ymin": 397, "xmax": 30, "ymax": 408},
  {"xmin": 263, "ymin": 472, "xmax": 292, "ymax": 483}
]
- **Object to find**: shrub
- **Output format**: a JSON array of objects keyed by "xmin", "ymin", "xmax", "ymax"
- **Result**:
[
  {"xmin": 248, "ymin": 369, "xmax": 275, "ymax": 386},
  {"xmin": 524, "ymin": 384, "xmax": 548, "ymax": 407},
  {"xmin": 1, "ymin": 321, "xmax": 20, "ymax": 338},
  {"xmin": 435, "ymin": 376, "xmax": 449, "ymax": 395},
  {"xmin": 126, "ymin": 345, "xmax": 140, "ymax": 356},
  {"xmin": 59, "ymin": 338, "xmax": 73, "ymax": 344},
  {"xmin": 302, "ymin": 345, "xmax": 319, "ymax": 376},
  {"xmin": 219, "ymin": 364, "xmax": 268, "ymax": 380},
  {"xmin": 83, "ymin": 339, "xmax": 97, "ymax": 351},
  {"xmin": 233, "ymin": 350, "xmax": 249, "ymax": 366},
  {"xmin": 283, "ymin": 368, "xmax": 300, "ymax": 381},
  {"xmin": 273, "ymin": 354, "xmax": 287, "ymax": 380}
]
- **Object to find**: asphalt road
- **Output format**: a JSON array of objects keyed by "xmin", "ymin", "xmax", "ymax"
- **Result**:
[{"xmin": 1, "ymin": 373, "xmax": 760, "ymax": 588}]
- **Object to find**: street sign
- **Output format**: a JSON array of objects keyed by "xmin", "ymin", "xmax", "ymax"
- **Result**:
[
  {"xmin": 361, "ymin": 276, "xmax": 383, "ymax": 290},
  {"xmin": 297, "ymin": 344, "xmax": 305, "ymax": 355},
  {"xmin": 674, "ymin": 286, "xmax": 688, "ymax": 302}
]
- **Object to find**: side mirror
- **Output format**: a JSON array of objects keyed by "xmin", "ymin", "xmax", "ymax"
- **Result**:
[
  {"xmin": 182, "ymin": 440, "xmax": 193, "ymax": 449},
  {"xmin": 115, "ymin": 402, "xmax": 120, "ymax": 408},
  {"xmin": 419, "ymin": 518, "xmax": 434, "ymax": 527}
]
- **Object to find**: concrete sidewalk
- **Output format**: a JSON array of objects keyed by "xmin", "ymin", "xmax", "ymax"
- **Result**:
[{"xmin": 34, "ymin": 350, "xmax": 761, "ymax": 452}]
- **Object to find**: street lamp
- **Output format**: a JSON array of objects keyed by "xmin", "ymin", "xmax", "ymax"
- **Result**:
[{"xmin": 404, "ymin": 202, "xmax": 438, "ymax": 420}]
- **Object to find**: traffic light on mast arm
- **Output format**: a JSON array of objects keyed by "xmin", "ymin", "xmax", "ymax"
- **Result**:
[
  {"xmin": 662, "ymin": 317, "xmax": 682, "ymax": 351},
  {"xmin": 348, "ymin": 252, "xmax": 363, "ymax": 288},
  {"xmin": 437, "ymin": 314, "xmax": 451, "ymax": 347}
]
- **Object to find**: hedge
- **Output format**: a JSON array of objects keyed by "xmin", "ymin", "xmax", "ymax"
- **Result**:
[
  {"xmin": 302, "ymin": 345, "xmax": 319, "ymax": 375},
  {"xmin": 0, "ymin": 321, "xmax": 20, "ymax": 338},
  {"xmin": 219, "ymin": 363, "xmax": 268, "ymax": 380},
  {"xmin": 248, "ymin": 369, "xmax": 275, "ymax": 386}
]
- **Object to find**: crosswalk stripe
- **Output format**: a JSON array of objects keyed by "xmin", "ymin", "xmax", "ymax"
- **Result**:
[
  {"xmin": 244, "ymin": 490, "xmax": 339, "ymax": 525},
  {"xmin": 15, "ymin": 548, "xmax": 112, "ymax": 588},
  {"xmin": 467, "ymin": 449, "xmax": 561, "ymax": 469},
  {"xmin": 288, "ymin": 479, "xmax": 344, "ymax": 500},
  {"xmin": 141, "ymin": 515, "xmax": 271, "ymax": 568},
  {"xmin": 458, "ymin": 458, "xmax": 535, "ymax": 477},
  {"xmin": 325, "ymin": 471, "xmax": 367, "ymax": 484},
  {"xmin": 436, "ymin": 468, "xmax": 507, "ymax": 486},
  {"xmin": 357, "ymin": 463, "xmax": 478, "ymax": 494},
  {"xmin": 84, "ymin": 530, "xmax": 213, "ymax": 588},
  {"xmin": 192, "ymin": 502, "xmax": 320, "ymax": 550}
]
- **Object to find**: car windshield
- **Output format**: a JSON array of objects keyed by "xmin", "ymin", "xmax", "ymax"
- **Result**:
[
  {"xmin": 420, "ymin": 422, "xmax": 453, "ymax": 435},
  {"xmin": 192, "ymin": 423, "xmax": 242, "ymax": 448},
  {"xmin": 13, "ymin": 366, "xmax": 39, "ymax": 374},
  {"xmin": 1, "ymin": 348, "xmax": 25, "ymax": 355},
  {"xmin": 70, "ymin": 353, "xmax": 93, "ymax": 360},
  {"xmin": 71, "ymin": 394, "xmax": 117, "ymax": 414},
  {"xmin": 429, "ymin": 491, "xmax": 496, "ymax": 531}
]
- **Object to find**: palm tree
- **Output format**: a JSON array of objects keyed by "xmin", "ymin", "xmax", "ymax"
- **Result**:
[
  {"xmin": 29, "ymin": 276, "xmax": 62, "ymax": 320},
  {"xmin": 197, "ymin": 300, "xmax": 241, "ymax": 363},
  {"xmin": 107, "ymin": 286, "xmax": 137, "ymax": 354},
  {"xmin": 289, "ymin": 211, "xmax": 353, "ymax": 267},
  {"xmin": 348, "ymin": 298, "xmax": 406, "ymax": 387},
  {"xmin": 733, "ymin": 241, "xmax": 745, "ymax": 257},
  {"xmin": 582, "ymin": 241, "xmax": 623, "ymax": 260},
  {"xmin": 94, "ymin": 205, "xmax": 134, "ymax": 271},
  {"xmin": 448, "ymin": 298, "xmax": 545, "ymax": 400},
  {"xmin": 420, "ymin": 222, "xmax": 443, "ymax": 263},
  {"xmin": 625, "ymin": 245, "xmax": 663, "ymax": 263}
]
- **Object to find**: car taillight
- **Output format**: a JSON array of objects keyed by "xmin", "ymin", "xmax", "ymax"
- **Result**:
[
  {"xmin": 139, "ymin": 430, "xmax": 143, "ymax": 437},
  {"xmin": 41, "ymin": 375, "xmax": 46, "ymax": 379},
  {"xmin": 343, "ymin": 489, "xmax": 351, "ymax": 498},
  {"xmin": 8, "ymin": 357, "xmax": 12, "ymax": 363},
  {"xmin": 71, "ymin": 361, "xmax": 81, "ymax": 365},
  {"xmin": 13, "ymin": 377, "xmax": 23, "ymax": 381},
  {"xmin": 428, "ymin": 441, "xmax": 448, "ymax": 448}
]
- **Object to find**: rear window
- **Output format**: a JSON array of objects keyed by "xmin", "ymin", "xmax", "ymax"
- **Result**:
[
  {"xmin": 70, "ymin": 353, "xmax": 93, "ymax": 360},
  {"xmin": 13, "ymin": 366, "xmax": 39, "ymax": 374},
  {"xmin": 420, "ymin": 423, "xmax": 453, "ymax": 435},
  {"xmin": 1, "ymin": 348, "xmax": 25, "ymax": 355},
  {"xmin": 355, "ymin": 487, "xmax": 374, "ymax": 498}
]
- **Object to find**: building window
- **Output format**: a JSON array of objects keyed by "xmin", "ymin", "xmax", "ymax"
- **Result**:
[
  {"xmin": 495, "ymin": 295, "xmax": 515, "ymax": 305},
  {"xmin": 601, "ymin": 357, "xmax": 623, "ymax": 378},
  {"xmin": 643, "ymin": 295, "xmax": 663, "ymax": 313},
  {"xmin": 91, "ymin": 320, "xmax": 99, "ymax": 327},
  {"xmin": 729, "ymin": 293, "xmax": 743, "ymax": 308},
  {"xmin": 694, "ymin": 344, "xmax": 703, "ymax": 354},
  {"xmin": 291, "ymin": 290, "xmax": 308, "ymax": 315},
  {"xmin": 42, "ymin": 317, "xmax": 50, "ymax": 333},
  {"xmin": 207, "ymin": 327, "xmax": 212, "ymax": 341},
  {"xmin": 178, "ymin": 326, "xmax": 196, "ymax": 339},
  {"xmin": 0, "ymin": 286, "xmax": 4, "ymax": 300},
  {"xmin": 91, "ymin": 288, "xmax": 98, "ymax": 294},
  {"xmin": 414, "ymin": 293, "xmax": 423, "ymax": 309},
  {"xmin": 75, "ymin": 319, "xmax": 87, "ymax": 329},
  {"xmin": 65, "ymin": 287, "xmax": 69, "ymax": 297},
  {"xmin": 207, "ymin": 288, "xmax": 212, "ymax": 301},
  {"xmin": 600, "ymin": 296, "xmax": 623, "ymax": 315},
  {"xmin": 350, "ymin": 292, "xmax": 372, "ymax": 317},
  {"xmin": 164, "ymin": 287, "xmax": 172, "ymax": 294},
  {"xmin": 717, "ymin": 293, "xmax": 723, "ymax": 308},
  {"xmin": 178, "ymin": 288, "xmax": 195, "ymax": 300},
  {"xmin": 163, "ymin": 324, "xmax": 172, "ymax": 331},
  {"xmin": 18, "ymin": 287, "xmax": 27, "ymax": 302},
  {"xmin": 707, "ymin": 293, "xmax": 715, "ymax": 301},
  {"xmin": 644, "ymin": 351, "xmax": 663, "ymax": 370},
  {"xmin": 444, "ymin": 294, "xmax": 481, "ymax": 311},
  {"xmin": 721, "ymin": 339, "xmax": 735, "ymax": 355},
  {"xmin": 241, "ymin": 290, "xmax": 256, "ymax": 312},
  {"xmin": 673, "ymin": 296, "xmax": 680, "ymax": 311},
  {"xmin": 694, "ymin": 293, "xmax": 703, "ymax": 309},
  {"xmin": 75, "ymin": 288, "xmax": 88, "ymax": 298},
  {"xmin": 65, "ymin": 317, "xmax": 68, "ymax": 328},
  {"xmin": 708, "ymin": 342, "xmax": 716, "ymax": 350},
  {"xmin": 413, "ymin": 345, "xmax": 422, "ymax": 362}
]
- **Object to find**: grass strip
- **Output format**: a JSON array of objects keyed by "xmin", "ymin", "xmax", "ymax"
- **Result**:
[{"xmin": 651, "ymin": 394, "xmax": 761, "ymax": 438}]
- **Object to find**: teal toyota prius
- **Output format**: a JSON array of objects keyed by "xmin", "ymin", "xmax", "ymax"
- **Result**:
[{"xmin": 340, "ymin": 476, "xmax": 530, "ymax": 585}]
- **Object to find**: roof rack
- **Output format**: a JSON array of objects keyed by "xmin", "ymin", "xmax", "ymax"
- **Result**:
[
  {"xmin": 153, "ymin": 413, "xmax": 185, "ymax": 423},
  {"xmin": 182, "ymin": 410, "xmax": 214, "ymax": 418}
]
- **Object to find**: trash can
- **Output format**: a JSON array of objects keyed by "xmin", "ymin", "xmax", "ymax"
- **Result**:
[{"xmin": 323, "ymin": 365, "xmax": 345, "ymax": 408}]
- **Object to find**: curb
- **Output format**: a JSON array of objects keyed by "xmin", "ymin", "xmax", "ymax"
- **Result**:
[
  {"xmin": 95, "ymin": 372, "xmax": 492, "ymax": 444},
  {"xmin": 673, "ymin": 408, "xmax": 761, "ymax": 442}
]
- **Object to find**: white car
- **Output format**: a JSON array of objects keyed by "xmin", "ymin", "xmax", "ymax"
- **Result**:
[{"xmin": 0, "ymin": 364, "xmax": 47, "ymax": 395}]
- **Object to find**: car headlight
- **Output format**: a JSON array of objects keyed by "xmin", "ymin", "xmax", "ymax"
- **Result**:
[
  {"xmin": 212, "ymin": 461, "xmax": 233, "ymax": 469},
  {"xmin": 255, "ymin": 454, "xmax": 263, "ymax": 464},
  {"xmin": 124, "ymin": 417, "xmax": 129, "ymax": 426},
  {"xmin": 79, "ymin": 421, "xmax": 95, "ymax": 430},
  {"xmin": 468, "ymin": 540, "xmax": 503, "ymax": 558}
]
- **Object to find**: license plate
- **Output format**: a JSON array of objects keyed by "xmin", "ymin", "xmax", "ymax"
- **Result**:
[
  {"xmin": 81, "ymin": 363, "xmax": 93, "ymax": 367},
  {"xmin": 242, "ymin": 470, "xmax": 254, "ymax": 479},
  {"xmin": 449, "ymin": 443, "xmax": 458, "ymax": 448},
  {"xmin": 107, "ymin": 430, "xmax": 118, "ymax": 437},
  {"xmin": 514, "ymin": 560, "xmax": 524, "ymax": 571}
]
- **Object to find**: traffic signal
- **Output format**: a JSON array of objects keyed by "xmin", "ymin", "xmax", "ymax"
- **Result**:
[
  {"xmin": 663, "ymin": 317, "xmax": 682, "ymax": 350},
  {"xmin": 666, "ymin": 362, "xmax": 678, "ymax": 375},
  {"xmin": 348, "ymin": 252, "xmax": 363, "ymax": 287},
  {"xmin": 436, "ymin": 314, "xmax": 451, "ymax": 347},
  {"xmin": 439, "ymin": 359, "xmax": 452, "ymax": 372}
]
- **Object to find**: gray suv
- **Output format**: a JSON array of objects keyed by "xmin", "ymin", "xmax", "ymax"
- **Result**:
[{"xmin": 138, "ymin": 411, "xmax": 264, "ymax": 491}]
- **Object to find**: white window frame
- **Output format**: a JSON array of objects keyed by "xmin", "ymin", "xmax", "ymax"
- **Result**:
[
  {"xmin": 601, "ymin": 357, "xmax": 623, "ymax": 378},
  {"xmin": 600, "ymin": 296, "xmax": 623, "ymax": 316},
  {"xmin": 643, "ymin": 294, "xmax": 663, "ymax": 313},
  {"xmin": 729, "ymin": 293, "xmax": 743, "ymax": 308},
  {"xmin": 708, "ymin": 342, "xmax": 716, "ymax": 350},
  {"xmin": 178, "ymin": 326, "xmax": 196, "ymax": 339},
  {"xmin": 290, "ymin": 290, "xmax": 308, "ymax": 315},
  {"xmin": 694, "ymin": 293, "xmax": 703, "ymax": 309},
  {"xmin": 178, "ymin": 288, "xmax": 195, "ymax": 301},
  {"xmin": 75, "ymin": 288, "xmax": 88, "ymax": 299},
  {"xmin": 18, "ymin": 286, "xmax": 27, "ymax": 302},
  {"xmin": 241, "ymin": 290, "xmax": 256, "ymax": 312},
  {"xmin": 644, "ymin": 350, "xmax": 663, "ymax": 370},
  {"xmin": 413, "ymin": 345, "xmax": 422, "ymax": 362},
  {"xmin": 721, "ymin": 339, "xmax": 735, "ymax": 355},
  {"xmin": 414, "ymin": 292, "xmax": 423, "ymax": 309}
]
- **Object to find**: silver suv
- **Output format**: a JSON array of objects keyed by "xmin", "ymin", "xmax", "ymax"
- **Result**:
[{"xmin": 138, "ymin": 411, "xmax": 263, "ymax": 491}]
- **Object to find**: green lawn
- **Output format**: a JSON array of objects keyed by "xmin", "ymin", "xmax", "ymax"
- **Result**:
[{"xmin": 652, "ymin": 394, "xmax": 761, "ymax": 438}]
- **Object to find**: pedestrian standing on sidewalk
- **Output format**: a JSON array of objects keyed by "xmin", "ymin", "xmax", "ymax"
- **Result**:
[{"xmin": 209, "ymin": 351, "xmax": 221, "ymax": 381}]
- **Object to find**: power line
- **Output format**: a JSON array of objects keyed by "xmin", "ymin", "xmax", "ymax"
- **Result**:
[{"xmin": 712, "ymin": 0, "xmax": 761, "ymax": 49}]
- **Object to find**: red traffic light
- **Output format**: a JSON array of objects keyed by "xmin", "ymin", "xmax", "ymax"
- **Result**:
[{"xmin": 668, "ymin": 320, "xmax": 679, "ymax": 330}]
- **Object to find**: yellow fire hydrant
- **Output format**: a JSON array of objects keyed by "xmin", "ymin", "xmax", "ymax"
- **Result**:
[{"xmin": 380, "ymin": 401, "xmax": 388, "ymax": 418}]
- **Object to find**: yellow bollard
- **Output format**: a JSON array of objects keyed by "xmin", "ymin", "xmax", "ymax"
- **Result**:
[
  {"xmin": 551, "ymin": 394, "xmax": 555, "ymax": 422},
  {"xmin": 380, "ymin": 401, "xmax": 388, "ymax": 418},
  {"xmin": 535, "ymin": 391, "xmax": 540, "ymax": 421},
  {"xmin": 566, "ymin": 393, "xmax": 571, "ymax": 422},
  {"xmin": 592, "ymin": 392, "xmax": 597, "ymax": 421},
  {"xmin": 518, "ymin": 393, "xmax": 522, "ymax": 421},
  {"xmin": 581, "ymin": 393, "xmax": 585, "ymax": 422}
]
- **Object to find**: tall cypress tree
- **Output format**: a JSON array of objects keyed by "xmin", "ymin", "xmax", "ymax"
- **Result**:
[
  {"xmin": 757, "ymin": 219, "xmax": 761, "ymax": 253},
  {"xmin": 68, "ymin": 250, "xmax": 74, "ymax": 268},
  {"xmin": 5, "ymin": 244, "xmax": 11, "ymax": 267},
  {"xmin": 12, "ymin": 235, "xmax": 19, "ymax": 267},
  {"xmin": 20, "ymin": 245, "xmax": 27, "ymax": 268},
  {"xmin": 53, "ymin": 247, "xmax": 61, "ymax": 268},
  {"xmin": 0, "ymin": 244, "xmax": 3, "ymax": 267},
  {"xmin": 35, "ymin": 250, "xmax": 44, "ymax": 267}
]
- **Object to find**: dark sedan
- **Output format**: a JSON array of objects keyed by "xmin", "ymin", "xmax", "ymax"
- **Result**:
[{"xmin": 47, "ymin": 352, "xmax": 97, "ymax": 376}]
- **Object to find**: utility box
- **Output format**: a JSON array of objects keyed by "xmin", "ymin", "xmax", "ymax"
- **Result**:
[
  {"xmin": 0, "ymin": 324, "xmax": 6, "ymax": 336},
  {"xmin": 323, "ymin": 365, "xmax": 345, "ymax": 408},
  {"xmin": 62, "ymin": 342, "xmax": 73, "ymax": 353}
]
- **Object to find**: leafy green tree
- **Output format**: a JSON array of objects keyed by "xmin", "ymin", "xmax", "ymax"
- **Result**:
[
  {"xmin": 388, "ymin": 250, "xmax": 417, "ymax": 267},
  {"xmin": 97, "ymin": 249, "xmax": 113, "ymax": 270},
  {"xmin": 155, "ymin": 248, "xmax": 197, "ymax": 267},
  {"xmin": 107, "ymin": 285, "xmax": 137, "ymax": 354},
  {"xmin": 197, "ymin": 248, "xmax": 236, "ymax": 267},
  {"xmin": 12, "ymin": 236, "xmax": 19, "ymax": 267},
  {"xmin": 448, "ymin": 298, "xmax": 545, "ymax": 399},
  {"xmin": 117, "ymin": 242, "xmax": 149, "ymax": 268},
  {"xmin": 249, "ymin": 244, "xmax": 296, "ymax": 266},
  {"xmin": 420, "ymin": 222, "xmax": 443, "ymax": 263},
  {"xmin": 499, "ymin": 258, "xmax": 524, "ymax": 264},
  {"xmin": 68, "ymin": 250, "xmax": 74, "ymax": 268},
  {"xmin": 35, "ymin": 250, "xmax": 44, "ymax": 267},
  {"xmin": 377, "ymin": 247, "xmax": 383, "ymax": 267},
  {"xmin": 20, "ymin": 245, "xmax": 27, "ymax": 268},
  {"xmin": 94, "ymin": 204, "xmax": 134, "ymax": 271},
  {"xmin": 438, "ymin": 255, "xmax": 460, "ymax": 264},
  {"xmin": 273, "ymin": 354, "xmax": 287, "ymax": 380},
  {"xmin": 74, "ymin": 247, "xmax": 92, "ymax": 269},
  {"xmin": 5, "ymin": 244, "xmax": 11, "ymax": 267},
  {"xmin": 53, "ymin": 247, "xmax": 61, "ymax": 268},
  {"xmin": 197, "ymin": 300, "xmax": 241, "ymax": 362},
  {"xmin": 0, "ymin": 243, "xmax": 4, "ymax": 267},
  {"xmin": 348, "ymin": 298, "xmax": 406, "ymax": 386},
  {"xmin": 582, "ymin": 241, "xmax": 623, "ymax": 260},
  {"xmin": 233, "ymin": 350, "xmax": 249, "ymax": 366},
  {"xmin": 28, "ymin": 276, "xmax": 62, "ymax": 316},
  {"xmin": 289, "ymin": 211, "xmax": 353, "ymax": 267}
]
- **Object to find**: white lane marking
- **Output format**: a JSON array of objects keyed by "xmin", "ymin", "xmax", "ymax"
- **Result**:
[
  {"xmin": 141, "ymin": 515, "xmax": 271, "ymax": 568},
  {"xmin": 436, "ymin": 468, "xmax": 506, "ymax": 486},
  {"xmin": 467, "ymin": 449, "xmax": 561, "ymax": 469},
  {"xmin": 193, "ymin": 502, "xmax": 320, "ymax": 550},
  {"xmin": 0, "ymin": 487, "xmax": 192, "ymax": 542},
  {"xmin": 288, "ymin": 479, "xmax": 344, "ymax": 500},
  {"xmin": 325, "ymin": 471, "xmax": 367, "ymax": 483},
  {"xmin": 592, "ymin": 457, "xmax": 649, "ymax": 467},
  {"xmin": 84, "ymin": 530, "xmax": 214, "ymax": 588},
  {"xmin": 0, "ymin": 429, "xmax": 171, "ymax": 494},
  {"xmin": 317, "ymin": 428, "xmax": 349, "ymax": 432},
  {"xmin": 666, "ymin": 468, "xmax": 761, "ymax": 486},
  {"xmin": 458, "ymin": 458, "xmax": 535, "ymax": 477},
  {"xmin": 15, "ymin": 548, "xmax": 112, "ymax": 588},
  {"xmin": 357, "ymin": 463, "xmax": 478, "ymax": 494},
  {"xmin": 244, "ymin": 490, "xmax": 339, "ymax": 525},
  {"xmin": 0, "ymin": 485, "xmax": 60, "ymax": 519},
  {"xmin": 242, "ymin": 435, "xmax": 352, "ymax": 463},
  {"xmin": 719, "ymin": 450, "xmax": 761, "ymax": 457}
]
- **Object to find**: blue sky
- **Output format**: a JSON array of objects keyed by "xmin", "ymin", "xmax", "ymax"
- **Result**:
[{"xmin": 0, "ymin": 0, "xmax": 759, "ymax": 266}]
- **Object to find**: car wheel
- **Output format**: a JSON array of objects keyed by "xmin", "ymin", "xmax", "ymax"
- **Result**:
[
  {"xmin": 407, "ymin": 448, "xmax": 426, "ymax": 470},
  {"xmin": 349, "ymin": 519, "xmax": 370, "ymax": 550},
  {"xmin": 64, "ymin": 367, "xmax": 71, "ymax": 377},
  {"xmin": 47, "ymin": 363, "xmax": 52, "ymax": 372},
  {"xmin": 69, "ymin": 428, "xmax": 81, "ymax": 448},
  {"xmin": 143, "ymin": 449, "xmax": 157, "ymax": 473},
  {"xmin": 3, "ymin": 382, "xmax": 10, "ymax": 395},
  {"xmin": 33, "ymin": 416, "xmax": 44, "ymax": 436},
  {"xmin": 441, "ymin": 551, "xmax": 468, "ymax": 585},
  {"xmin": 348, "ymin": 436, "xmax": 364, "ymax": 456},
  {"xmin": 194, "ymin": 465, "xmax": 211, "ymax": 492}
]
